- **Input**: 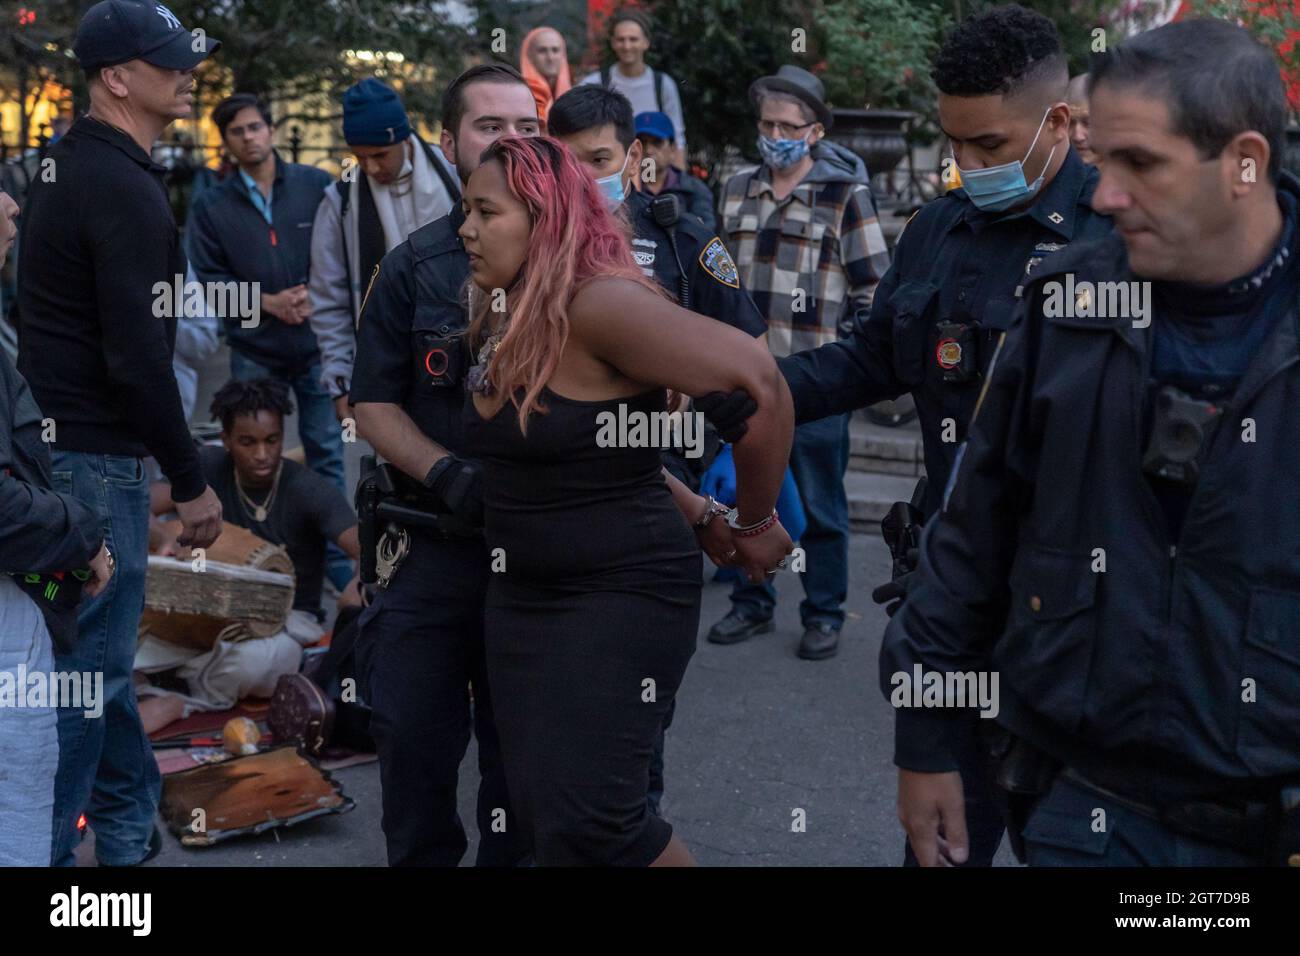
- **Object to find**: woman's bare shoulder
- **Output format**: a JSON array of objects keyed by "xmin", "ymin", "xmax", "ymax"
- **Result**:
[{"xmin": 569, "ymin": 275, "xmax": 656, "ymax": 324}]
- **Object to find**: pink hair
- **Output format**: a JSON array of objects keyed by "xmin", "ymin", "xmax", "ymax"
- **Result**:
[{"xmin": 468, "ymin": 135, "xmax": 666, "ymax": 434}]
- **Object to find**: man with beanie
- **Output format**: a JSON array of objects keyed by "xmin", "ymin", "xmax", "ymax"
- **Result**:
[
  {"xmin": 309, "ymin": 77, "xmax": 461, "ymax": 421},
  {"xmin": 17, "ymin": 0, "xmax": 223, "ymax": 866}
]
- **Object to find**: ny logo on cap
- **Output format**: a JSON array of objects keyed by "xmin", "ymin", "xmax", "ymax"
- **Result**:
[{"xmin": 156, "ymin": 4, "xmax": 182, "ymax": 30}]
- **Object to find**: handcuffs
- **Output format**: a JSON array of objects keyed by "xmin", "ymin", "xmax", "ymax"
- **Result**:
[{"xmin": 695, "ymin": 497, "xmax": 787, "ymax": 573}]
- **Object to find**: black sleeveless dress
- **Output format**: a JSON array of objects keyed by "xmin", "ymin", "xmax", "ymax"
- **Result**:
[{"xmin": 463, "ymin": 386, "xmax": 701, "ymax": 866}]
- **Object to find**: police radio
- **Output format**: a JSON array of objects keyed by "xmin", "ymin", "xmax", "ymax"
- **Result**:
[
  {"xmin": 1141, "ymin": 384, "xmax": 1225, "ymax": 487},
  {"xmin": 650, "ymin": 194, "xmax": 691, "ymax": 310}
]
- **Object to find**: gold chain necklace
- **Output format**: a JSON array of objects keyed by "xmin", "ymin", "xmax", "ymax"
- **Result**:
[{"xmin": 235, "ymin": 461, "xmax": 283, "ymax": 523}]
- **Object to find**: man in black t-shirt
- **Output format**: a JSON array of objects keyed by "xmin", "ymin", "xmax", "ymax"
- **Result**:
[
  {"xmin": 154, "ymin": 379, "xmax": 360, "ymax": 613},
  {"xmin": 138, "ymin": 380, "xmax": 361, "ymax": 719}
]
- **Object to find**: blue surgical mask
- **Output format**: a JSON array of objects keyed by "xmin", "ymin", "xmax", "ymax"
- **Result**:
[
  {"xmin": 595, "ymin": 151, "xmax": 632, "ymax": 210},
  {"xmin": 757, "ymin": 133, "xmax": 812, "ymax": 171},
  {"xmin": 956, "ymin": 108, "xmax": 1058, "ymax": 213}
]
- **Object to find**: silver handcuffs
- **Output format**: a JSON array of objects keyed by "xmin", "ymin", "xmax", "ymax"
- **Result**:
[{"xmin": 375, "ymin": 527, "xmax": 411, "ymax": 589}]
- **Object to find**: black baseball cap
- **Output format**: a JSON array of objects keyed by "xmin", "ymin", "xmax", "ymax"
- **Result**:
[{"xmin": 74, "ymin": 0, "xmax": 221, "ymax": 72}]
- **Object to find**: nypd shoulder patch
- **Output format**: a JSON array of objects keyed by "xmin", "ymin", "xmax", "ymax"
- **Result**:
[{"xmin": 699, "ymin": 237, "xmax": 740, "ymax": 288}]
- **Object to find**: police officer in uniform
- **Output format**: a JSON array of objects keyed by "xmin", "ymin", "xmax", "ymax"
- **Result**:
[
  {"xmin": 886, "ymin": 17, "xmax": 1300, "ymax": 867},
  {"xmin": 548, "ymin": 84, "xmax": 767, "ymax": 493},
  {"xmin": 348, "ymin": 64, "xmax": 541, "ymax": 866},
  {"xmin": 704, "ymin": 6, "xmax": 1112, "ymax": 865}
]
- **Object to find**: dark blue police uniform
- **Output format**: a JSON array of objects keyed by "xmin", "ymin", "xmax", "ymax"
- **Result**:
[
  {"xmin": 627, "ymin": 186, "xmax": 766, "ymax": 339},
  {"xmin": 780, "ymin": 147, "xmax": 1113, "ymax": 866},
  {"xmin": 780, "ymin": 147, "xmax": 1112, "ymax": 518},
  {"xmin": 626, "ymin": 185, "xmax": 764, "ymax": 494},
  {"xmin": 350, "ymin": 206, "xmax": 527, "ymax": 867},
  {"xmin": 882, "ymin": 175, "xmax": 1300, "ymax": 866}
]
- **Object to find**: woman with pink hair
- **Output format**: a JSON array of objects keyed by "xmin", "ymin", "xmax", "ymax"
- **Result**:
[
  {"xmin": 520, "ymin": 26, "xmax": 573, "ymax": 129},
  {"xmin": 459, "ymin": 136, "xmax": 793, "ymax": 866}
]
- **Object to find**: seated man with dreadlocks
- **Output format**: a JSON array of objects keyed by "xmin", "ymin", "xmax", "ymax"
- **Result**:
[{"xmin": 134, "ymin": 378, "xmax": 362, "ymax": 724}]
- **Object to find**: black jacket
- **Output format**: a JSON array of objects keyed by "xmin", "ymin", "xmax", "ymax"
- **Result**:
[
  {"xmin": 779, "ymin": 148, "xmax": 1111, "ymax": 517},
  {"xmin": 0, "ymin": 353, "xmax": 103, "ymax": 652},
  {"xmin": 627, "ymin": 187, "xmax": 765, "ymax": 337},
  {"xmin": 659, "ymin": 168, "xmax": 716, "ymax": 233},
  {"xmin": 350, "ymin": 206, "xmax": 471, "ymax": 452},
  {"xmin": 16, "ymin": 116, "xmax": 204, "ymax": 501},
  {"xmin": 881, "ymin": 176, "xmax": 1300, "ymax": 805},
  {"xmin": 187, "ymin": 153, "xmax": 331, "ymax": 369}
]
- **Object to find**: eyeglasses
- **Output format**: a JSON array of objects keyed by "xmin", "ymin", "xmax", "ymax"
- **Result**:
[{"xmin": 758, "ymin": 119, "xmax": 817, "ymax": 139}]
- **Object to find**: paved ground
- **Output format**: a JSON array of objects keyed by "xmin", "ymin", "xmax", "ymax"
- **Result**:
[{"xmin": 75, "ymin": 346, "xmax": 1017, "ymax": 867}]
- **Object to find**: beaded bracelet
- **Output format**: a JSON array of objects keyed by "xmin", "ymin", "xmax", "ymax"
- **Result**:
[{"xmin": 727, "ymin": 508, "xmax": 780, "ymax": 537}]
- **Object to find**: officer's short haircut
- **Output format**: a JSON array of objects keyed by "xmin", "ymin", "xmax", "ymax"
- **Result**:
[
  {"xmin": 442, "ymin": 63, "xmax": 530, "ymax": 142},
  {"xmin": 1090, "ymin": 19, "xmax": 1285, "ymax": 185},
  {"xmin": 548, "ymin": 85, "xmax": 636, "ymax": 150},
  {"xmin": 212, "ymin": 94, "xmax": 273, "ymax": 139},
  {"xmin": 210, "ymin": 378, "xmax": 294, "ymax": 433},
  {"xmin": 933, "ymin": 4, "xmax": 1067, "ymax": 105},
  {"xmin": 609, "ymin": 8, "xmax": 653, "ymax": 42}
]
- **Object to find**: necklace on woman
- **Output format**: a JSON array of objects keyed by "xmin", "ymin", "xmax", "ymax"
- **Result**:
[
  {"xmin": 235, "ymin": 462, "xmax": 282, "ymax": 523},
  {"xmin": 467, "ymin": 326, "xmax": 508, "ymax": 396}
]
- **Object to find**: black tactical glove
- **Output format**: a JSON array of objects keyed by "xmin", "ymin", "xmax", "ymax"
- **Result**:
[
  {"xmin": 694, "ymin": 389, "xmax": 758, "ymax": 443},
  {"xmin": 871, "ymin": 570, "xmax": 914, "ymax": 618},
  {"xmin": 422, "ymin": 455, "xmax": 484, "ymax": 527}
]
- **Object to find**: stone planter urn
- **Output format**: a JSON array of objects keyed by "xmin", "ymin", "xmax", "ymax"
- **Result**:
[{"xmin": 826, "ymin": 107, "xmax": 915, "ymax": 178}]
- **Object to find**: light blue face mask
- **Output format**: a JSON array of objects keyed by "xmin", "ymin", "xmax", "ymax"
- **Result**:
[
  {"xmin": 757, "ymin": 133, "xmax": 812, "ymax": 170},
  {"xmin": 956, "ymin": 108, "xmax": 1058, "ymax": 213},
  {"xmin": 595, "ymin": 150, "xmax": 632, "ymax": 210}
]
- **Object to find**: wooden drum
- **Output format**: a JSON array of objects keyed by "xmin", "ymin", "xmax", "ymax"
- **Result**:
[{"xmin": 140, "ymin": 521, "xmax": 296, "ymax": 651}]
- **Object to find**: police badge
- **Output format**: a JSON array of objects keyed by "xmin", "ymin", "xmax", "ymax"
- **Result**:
[{"xmin": 699, "ymin": 238, "xmax": 740, "ymax": 288}]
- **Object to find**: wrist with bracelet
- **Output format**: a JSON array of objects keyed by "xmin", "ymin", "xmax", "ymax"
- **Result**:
[{"xmin": 726, "ymin": 507, "xmax": 780, "ymax": 537}]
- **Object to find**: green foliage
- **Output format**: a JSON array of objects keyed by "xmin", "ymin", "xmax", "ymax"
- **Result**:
[
  {"xmin": 817, "ymin": 0, "xmax": 951, "ymax": 112},
  {"xmin": 647, "ymin": 0, "xmax": 816, "ymax": 177}
]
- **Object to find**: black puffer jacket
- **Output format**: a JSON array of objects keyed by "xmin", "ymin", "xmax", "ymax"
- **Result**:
[{"xmin": 0, "ymin": 352, "xmax": 102, "ymax": 651}]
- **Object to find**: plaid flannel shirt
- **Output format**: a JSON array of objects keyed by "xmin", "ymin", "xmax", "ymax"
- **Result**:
[{"xmin": 720, "ymin": 145, "xmax": 891, "ymax": 358}]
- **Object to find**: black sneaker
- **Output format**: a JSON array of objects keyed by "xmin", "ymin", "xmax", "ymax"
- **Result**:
[
  {"xmin": 706, "ymin": 609, "xmax": 775, "ymax": 645},
  {"xmin": 797, "ymin": 623, "xmax": 840, "ymax": 660}
]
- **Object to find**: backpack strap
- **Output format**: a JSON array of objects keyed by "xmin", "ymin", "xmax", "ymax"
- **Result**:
[
  {"xmin": 654, "ymin": 68, "xmax": 666, "ymax": 113},
  {"xmin": 600, "ymin": 64, "xmax": 612, "ymax": 89},
  {"xmin": 334, "ymin": 177, "xmax": 356, "ymax": 320}
]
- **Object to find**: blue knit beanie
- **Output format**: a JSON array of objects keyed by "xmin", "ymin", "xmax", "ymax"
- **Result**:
[{"xmin": 342, "ymin": 78, "xmax": 412, "ymax": 146}]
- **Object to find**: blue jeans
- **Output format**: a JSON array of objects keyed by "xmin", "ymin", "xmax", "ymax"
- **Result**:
[
  {"xmin": 730, "ymin": 413, "xmax": 851, "ymax": 629},
  {"xmin": 49, "ymin": 452, "xmax": 159, "ymax": 867},
  {"xmin": 230, "ymin": 350, "xmax": 352, "ymax": 592},
  {"xmin": 0, "ymin": 576, "xmax": 59, "ymax": 865}
]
